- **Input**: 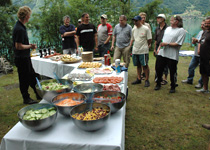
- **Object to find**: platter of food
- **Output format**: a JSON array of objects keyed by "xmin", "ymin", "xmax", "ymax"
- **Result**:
[
  {"xmin": 50, "ymin": 55, "xmax": 62, "ymax": 61},
  {"xmin": 68, "ymin": 73, "xmax": 93, "ymax": 81},
  {"xmin": 93, "ymin": 57, "xmax": 104, "ymax": 61},
  {"xmin": 93, "ymin": 76, "xmax": 123, "ymax": 84},
  {"xmin": 43, "ymin": 53, "xmax": 61, "ymax": 58},
  {"xmin": 78, "ymin": 62, "xmax": 102, "ymax": 68},
  {"xmin": 61, "ymin": 54, "xmax": 82, "ymax": 63},
  {"xmin": 86, "ymin": 67, "xmax": 113, "ymax": 75},
  {"xmin": 102, "ymin": 84, "xmax": 122, "ymax": 92}
]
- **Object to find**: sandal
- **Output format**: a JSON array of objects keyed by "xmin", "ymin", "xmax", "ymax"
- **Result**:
[{"xmin": 161, "ymin": 80, "xmax": 168, "ymax": 85}]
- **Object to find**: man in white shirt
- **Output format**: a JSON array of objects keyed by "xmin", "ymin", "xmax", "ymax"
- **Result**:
[{"xmin": 130, "ymin": 15, "xmax": 152, "ymax": 87}]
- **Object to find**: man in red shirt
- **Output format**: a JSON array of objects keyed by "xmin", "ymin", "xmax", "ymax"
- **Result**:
[{"xmin": 97, "ymin": 14, "xmax": 113, "ymax": 57}]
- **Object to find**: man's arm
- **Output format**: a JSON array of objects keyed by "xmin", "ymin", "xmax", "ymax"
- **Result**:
[
  {"xmin": 94, "ymin": 33, "xmax": 98, "ymax": 51},
  {"xmin": 15, "ymin": 42, "xmax": 36, "ymax": 50},
  {"xmin": 63, "ymin": 31, "xmax": 76, "ymax": 37},
  {"xmin": 197, "ymin": 43, "xmax": 201, "ymax": 55},
  {"xmin": 104, "ymin": 35, "xmax": 112, "ymax": 45},
  {"xmin": 153, "ymin": 41, "xmax": 157, "ymax": 55},
  {"xmin": 129, "ymin": 40, "xmax": 134, "ymax": 47},
  {"xmin": 111, "ymin": 35, "xmax": 116, "ymax": 51},
  {"xmin": 160, "ymin": 42, "xmax": 180, "ymax": 47},
  {"xmin": 76, "ymin": 35, "xmax": 80, "ymax": 52},
  {"xmin": 147, "ymin": 39, "xmax": 152, "ymax": 47}
]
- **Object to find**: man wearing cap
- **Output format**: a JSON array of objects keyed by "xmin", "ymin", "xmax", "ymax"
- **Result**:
[
  {"xmin": 154, "ymin": 15, "xmax": 186, "ymax": 93},
  {"xmin": 76, "ymin": 13, "xmax": 98, "ymax": 54},
  {"xmin": 130, "ymin": 15, "xmax": 152, "ymax": 87},
  {"xmin": 154, "ymin": 14, "xmax": 168, "ymax": 85},
  {"xmin": 59, "ymin": 15, "xmax": 76, "ymax": 54},
  {"xmin": 139, "ymin": 12, "xmax": 151, "ymax": 31},
  {"xmin": 111, "ymin": 15, "xmax": 132, "ymax": 68},
  {"xmin": 97, "ymin": 14, "xmax": 113, "ymax": 57}
]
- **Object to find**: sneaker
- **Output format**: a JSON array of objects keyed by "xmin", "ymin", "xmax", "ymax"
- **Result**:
[
  {"xmin": 154, "ymin": 84, "xmax": 161, "ymax": 90},
  {"xmin": 202, "ymin": 124, "xmax": 210, "ymax": 130},
  {"xmin": 181, "ymin": 79, "xmax": 192, "ymax": 84},
  {"xmin": 169, "ymin": 87, "xmax": 175, "ymax": 93},
  {"xmin": 195, "ymin": 83, "xmax": 203, "ymax": 89},
  {"xmin": 196, "ymin": 88, "xmax": 209, "ymax": 93},
  {"xmin": 132, "ymin": 78, "xmax": 141, "ymax": 85},
  {"xmin": 161, "ymin": 80, "xmax": 168, "ymax": 85},
  {"xmin": 144, "ymin": 80, "xmax": 150, "ymax": 87}
]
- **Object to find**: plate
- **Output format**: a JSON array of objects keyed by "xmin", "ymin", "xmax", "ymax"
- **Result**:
[
  {"xmin": 93, "ymin": 76, "xmax": 123, "ymax": 84},
  {"xmin": 86, "ymin": 68, "xmax": 113, "ymax": 75},
  {"xmin": 93, "ymin": 57, "xmax": 104, "ymax": 61},
  {"xmin": 78, "ymin": 62, "xmax": 102, "ymax": 69},
  {"xmin": 68, "ymin": 73, "xmax": 93, "ymax": 81},
  {"xmin": 62, "ymin": 58, "xmax": 82, "ymax": 63}
]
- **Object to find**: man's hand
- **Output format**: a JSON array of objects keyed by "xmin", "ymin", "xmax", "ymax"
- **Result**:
[
  {"xmin": 94, "ymin": 47, "xmax": 98, "ymax": 51},
  {"xmin": 111, "ymin": 46, "xmax": 114, "ymax": 51},
  {"xmin": 30, "ymin": 44, "xmax": 37, "ymax": 49}
]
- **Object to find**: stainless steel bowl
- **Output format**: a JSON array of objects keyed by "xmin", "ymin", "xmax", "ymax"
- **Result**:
[
  {"xmin": 52, "ymin": 92, "xmax": 86, "ymax": 117},
  {"xmin": 70, "ymin": 103, "xmax": 110, "ymax": 131},
  {"xmin": 36, "ymin": 79, "xmax": 73, "ymax": 102},
  {"xmin": 73, "ymin": 83, "xmax": 103, "ymax": 102},
  {"xmin": 93, "ymin": 91, "xmax": 126, "ymax": 113},
  {"xmin": 18, "ymin": 103, "xmax": 58, "ymax": 131}
]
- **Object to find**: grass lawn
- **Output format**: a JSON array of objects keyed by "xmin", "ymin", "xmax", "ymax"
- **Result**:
[{"xmin": 1, "ymin": 51, "xmax": 210, "ymax": 149}]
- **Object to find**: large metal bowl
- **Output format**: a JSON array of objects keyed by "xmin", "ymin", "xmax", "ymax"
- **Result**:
[
  {"xmin": 52, "ymin": 92, "xmax": 86, "ymax": 117},
  {"xmin": 18, "ymin": 103, "xmax": 58, "ymax": 131},
  {"xmin": 93, "ymin": 91, "xmax": 126, "ymax": 113},
  {"xmin": 36, "ymin": 79, "xmax": 73, "ymax": 102},
  {"xmin": 70, "ymin": 103, "xmax": 110, "ymax": 131},
  {"xmin": 73, "ymin": 83, "xmax": 103, "ymax": 102}
]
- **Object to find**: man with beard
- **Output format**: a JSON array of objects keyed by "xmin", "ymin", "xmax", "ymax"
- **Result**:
[{"xmin": 154, "ymin": 15, "xmax": 186, "ymax": 93}]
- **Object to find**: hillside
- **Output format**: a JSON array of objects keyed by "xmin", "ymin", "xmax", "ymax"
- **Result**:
[{"xmin": 12, "ymin": 0, "xmax": 209, "ymax": 15}]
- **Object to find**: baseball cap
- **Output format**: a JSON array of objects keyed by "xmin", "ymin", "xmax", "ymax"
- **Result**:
[
  {"xmin": 101, "ymin": 14, "xmax": 107, "ymax": 19},
  {"xmin": 78, "ymin": 19, "xmax": 81, "ymax": 22},
  {"xmin": 157, "ymin": 14, "xmax": 166, "ymax": 20},
  {"xmin": 132, "ymin": 16, "xmax": 142, "ymax": 21}
]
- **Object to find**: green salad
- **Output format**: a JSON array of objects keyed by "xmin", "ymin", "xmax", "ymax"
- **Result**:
[
  {"xmin": 22, "ymin": 107, "xmax": 56, "ymax": 121},
  {"xmin": 41, "ymin": 82, "xmax": 69, "ymax": 91}
]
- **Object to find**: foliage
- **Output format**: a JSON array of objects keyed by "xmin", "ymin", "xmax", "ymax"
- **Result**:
[
  {"xmin": 0, "ymin": 3, "xmax": 18, "ymax": 63},
  {"xmin": 29, "ymin": 0, "xmax": 68, "ymax": 51}
]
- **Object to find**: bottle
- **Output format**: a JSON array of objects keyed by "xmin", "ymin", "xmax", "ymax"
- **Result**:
[
  {"xmin": 115, "ymin": 59, "xmax": 121, "ymax": 74},
  {"xmin": 107, "ymin": 50, "xmax": 111, "ymax": 66},
  {"xmin": 104, "ymin": 54, "xmax": 108, "ymax": 65},
  {"xmin": 78, "ymin": 46, "xmax": 81, "ymax": 57}
]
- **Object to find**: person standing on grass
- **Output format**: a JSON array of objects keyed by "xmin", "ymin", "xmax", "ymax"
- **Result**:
[
  {"xmin": 196, "ymin": 17, "xmax": 210, "ymax": 94},
  {"xmin": 97, "ymin": 14, "xmax": 113, "ymax": 57},
  {"xmin": 111, "ymin": 15, "xmax": 132, "ymax": 68},
  {"xmin": 154, "ymin": 15, "xmax": 186, "ymax": 93},
  {"xmin": 13, "ymin": 6, "xmax": 41, "ymax": 104},
  {"xmin": 154, "ymin": 14, "xmax": 168, "ymax": 85},
  {"xmin": 59, "ymin": 15, "xmax": 76, "ymax": 54},
  {"xmin": 182, "ymin": 20, "xmax": 205, "ymax": 88},
  {"xmin": 76, "ymin": 13, "xmax": 98, "ymax": 56},
  {"xmin": 130, "ymin": 15, "xmax": 152, "ymax": 87}
]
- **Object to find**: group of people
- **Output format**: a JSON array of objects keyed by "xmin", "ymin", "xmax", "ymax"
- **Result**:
[{"xmin": 12, "ymin": 5, "xmax": 210, "ymax": 104}]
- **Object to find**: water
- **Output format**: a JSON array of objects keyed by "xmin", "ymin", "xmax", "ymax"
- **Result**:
[{"xmin": 183, "ymin": 17, "xmax": 204, "ymax": 43}]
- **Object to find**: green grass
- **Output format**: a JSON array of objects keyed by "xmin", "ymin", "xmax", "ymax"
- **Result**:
[{"xmin": 1, "ymin": 52, "xmax": 210, "ymax": 150}]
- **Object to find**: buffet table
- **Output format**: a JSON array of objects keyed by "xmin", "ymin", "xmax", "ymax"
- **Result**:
[
  {"xmin": 0, "ymin": 64, "xmax": 128, "ymax": 150},
  {"xmin": 31, "ymin": 56, "xmax": 78, "ymax": 78}
]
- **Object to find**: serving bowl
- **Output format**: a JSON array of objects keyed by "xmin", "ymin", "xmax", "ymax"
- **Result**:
[
  {"xmin": 36, "ymin": 79, "xmax": 73, "ymax": 102},
  {"xmin": 18, "ymin": 103, "xmax": 58, "ymax": 131},
  {"xmin": 93, "ymin": 91, "xmax": 126, "ymax": 113},
  {"xmin": 70, "ymin": 102, "xmax": 110, "ymax": 131},
  {"xmin": 52, "ymin": 92, "xmax": 86, "ymax": 116},
  {"xmin": 73, "ymin": 83, "xmax": 103, "ymax": 102}
]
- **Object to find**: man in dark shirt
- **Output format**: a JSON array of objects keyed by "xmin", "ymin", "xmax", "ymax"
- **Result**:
[
  {"xmin": 197, "ymin": 17, "xmax": 210, "ymax": 93},
  {"xmin": 59, "ymin": 15, "xmax": 76, "ymax": 54},
  {"xmin": 13, "ymin": 6, "xmax": 40, "ymax": 104},
  {"xmin": 76, "ymin": 13, "xmax": 98, "ymax": 55},
  {"xmin": 154, "ymin": 14, "xmax": 168, "ymax": 85}
]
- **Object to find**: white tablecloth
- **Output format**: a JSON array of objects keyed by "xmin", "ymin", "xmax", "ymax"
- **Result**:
[
  {"xmin": 31, "ymin": 57, "xmax": 78, "ymax": 78},
  {"xmin": 0, "ymin": 68, "xmax": 128, "ymax": 150}
]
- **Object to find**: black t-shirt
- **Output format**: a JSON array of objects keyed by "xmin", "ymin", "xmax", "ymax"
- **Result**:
[
  {"xmin": 76, "ymin": 23, "xmax": 97, "ymax": 50},
  {"xmin": 59, "ymin": 24, "xmax": 76, "ymax": 49},
  {"xmin": 12, "ymin": 20, "xmax": 30, "ymax": 57},
  {"xmin": 200, "ymin": 30, "xmax": 210, "ymax": 60},
  {"xmin": 154, "ymin": 23, "xmax": 168, "ymax": 48}
]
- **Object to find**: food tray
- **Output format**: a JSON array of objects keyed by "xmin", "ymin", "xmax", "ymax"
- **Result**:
[
  {"xmin": 102, "ymin": 84, "xmax": 123, "ymax": 92},
  {"xmin": 68, "ymin": 73, "xmax": 93, "ymax": 81},
  {"xmin": 93, "ymin": 76, "xmax": 123, "ymax": 84},
  {"xmin": 78, "ymin": 62, "xmax": 102, "ymax": 69},
  {"xmin": 62, "ymin": 59, "xmax": 82, "ymax": 63},
  {"xmin": 93, "ymin": 57, "xmax": 104, "ymax": 61},
  {"xmin": 86, "ymin": 68, "xmax": 113, "ymax": 75}
]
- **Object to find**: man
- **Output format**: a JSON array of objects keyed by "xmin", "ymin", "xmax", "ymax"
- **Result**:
[
  {"xmin": 182, "ymin": 20, "xmax": 205, "ymax": 88},
  {"xmin": 13, "ymin": 6, "xmax": 41, "ymax": 104},
  {"xmin": 196, "ymin": 17, "xmax": 210, "ymax": 93},
  {"xmin": 60, "ymin": 15, "xmax": 76, "ymax": 54},
  {"xmin": 76, "ymin": 13, "xmax": 98, "ymax": 55},
  {"xmin": 154, "ymin": 14, "xmax": 168, "ymax": 85},
  {"xmin": 111, "ymin": 15, "xmax": 132, "ymax": 68},
  {"xmin": 130, "ymin": 16, "xmax": 152, "ymax": 87},
  {"xmin": 154, "ymin": 15, "xmax": 186, "ymax": 93},
  {"xmin": 97, "ymin": 14, "xmax": 113, "ymax": 57}
]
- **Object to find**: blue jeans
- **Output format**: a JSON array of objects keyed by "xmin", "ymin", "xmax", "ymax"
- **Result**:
[
  {"xmin": 98, "ymin": 43, "xmax": 110, "ymax": 57},
  {"xmin": 187, "ymin": 55, "xmax": 202, "ymax": 85}
]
